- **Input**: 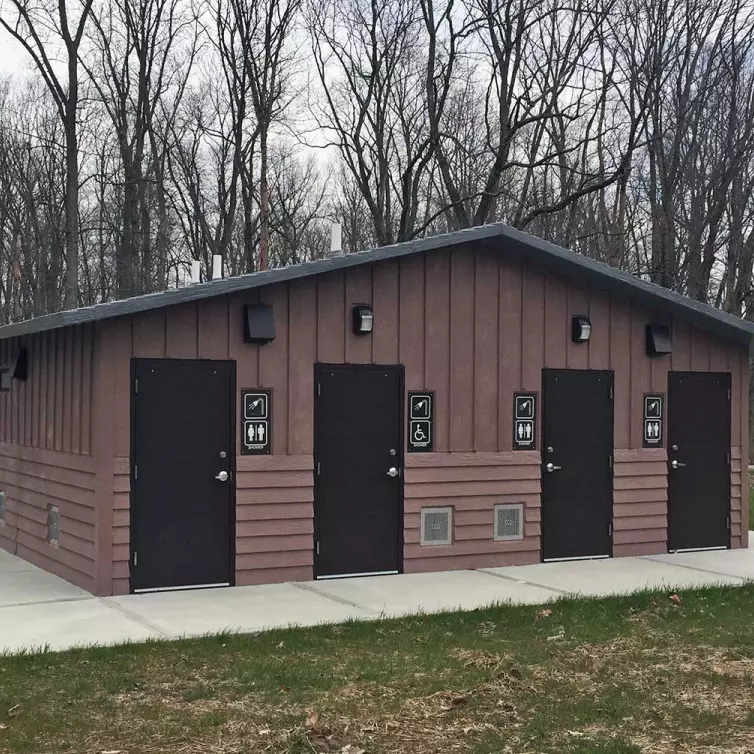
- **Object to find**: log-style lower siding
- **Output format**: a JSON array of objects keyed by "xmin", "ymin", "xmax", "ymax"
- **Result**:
[
  {"xmin": 108, "ymin": 445, "xmax": 745, "ymax": 593},
  {"xmin": 235, "ymin": 455, "xmax": 314, "ymax": 585},
  {"xmin": 403, "ymin": 452, "xmax": 542, "ymax": 572},
  {"xmin": 0, "ymin": 443, "xmax": 96, "ymax": 590},
  {"xmin": 731, "ymin": 446, "xmax": 746, "ymax": 549},
  {"xmin": 112, "ymin": 458, "xmax": 131, "ymax": 595},
  {"xmin": 612, "ymin": 448, "xmax": 668, "ymax": 557}
]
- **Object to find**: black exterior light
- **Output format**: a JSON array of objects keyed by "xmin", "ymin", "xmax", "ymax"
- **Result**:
[
  {"xmin": 571, "ymin": 315, "xmax": 591, "ymax": 343},
  {"xmin": 243, "ymin": 304, "xmax": 275, "ymax": 344},
  {"xmin": 352, "ymin": 305, "xmax": 374, "ymax": 335},
  {"xmin": 646, "ymin": 323, "xmax": 672, "ymax": 356}
]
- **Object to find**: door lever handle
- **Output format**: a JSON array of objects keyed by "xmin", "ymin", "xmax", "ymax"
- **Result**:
[
  {"xmin": 215, "ymin": 470, "xmax": 229, "ymax": 482},
  {"xmin": 386, "ymin": 467, "xmax": 399, "ymax": 478},
  {"xmin": 545, "ymin": 462, "xmax": 562, "ymax": 473},
  {"xmin": 670, "ymin": 460, "xmax": 686, "ymax": 469}
]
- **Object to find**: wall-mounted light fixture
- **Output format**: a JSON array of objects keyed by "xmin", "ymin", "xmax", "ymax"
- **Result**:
[
  {"xmin": 243, "ymin": 304, "xmax": 275, "ymax": 344},
  {"xmin": 352, "ymin": 305, "xmax": 374, "ymax": 335},
  {"xmin": 571, "ymin": 315, "xmax": 591, "ymax": 343},
  {"xmin": 646, "ymin": 323, "xmax": 672, "ymax": 356}
]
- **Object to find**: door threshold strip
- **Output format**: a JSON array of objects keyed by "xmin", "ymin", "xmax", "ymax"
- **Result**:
[
  {"xmin": 316, "ymin": 570, "xmax": 399, "ymax": 580},
  {"xmin": 134, "ymin": 582, "xmax": 231, "ymax": 594},
  {"xmin": 669, "ymin": 547, "xmax": 728, "ymax": 553},
  {"xmin": 542, "ymin": 555, "xmax": 610, "ymax": 563}
]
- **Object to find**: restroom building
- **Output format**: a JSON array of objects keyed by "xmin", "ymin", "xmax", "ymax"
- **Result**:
[{"xmin": 0, "ymin": 224, "xmax": 749, "ymax": 595}]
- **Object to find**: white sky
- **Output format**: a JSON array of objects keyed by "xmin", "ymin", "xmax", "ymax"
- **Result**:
[{"xmin": 0, "ymin": 35, "xmax": 27, "ymax": 75}]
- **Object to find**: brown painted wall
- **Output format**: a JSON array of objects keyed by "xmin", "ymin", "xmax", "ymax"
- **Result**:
[
  {"xmin": 0, "ymin": 242, "xmax": 748, "ymax": 594},
  {"xmin": 0, "ymin": 326, "xmax": 98, "ymax": 590},
  {"xmin": 98, "ymin": 244, "xmax": 749, "ymax": 591}
]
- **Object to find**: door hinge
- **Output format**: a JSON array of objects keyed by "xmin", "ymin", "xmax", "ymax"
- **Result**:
[
  {"xmin": 132, "ymin": 551, "xmax": 138, "ymax": 566},
  {"xmin": 726, "ymin": 452, "xmax": 731, "ymax": 465},
  {"xmin": 609, "ymin": 385, "xmax": 613, "ymax": 399},
  {"xmin": 316, "ymin": 461, "xmax": 321, "ymax": 476},
  {"xmin": 609, "ymin": 455, "xmax": 613, "ymax": 468},
  {"xmin": 728, "ymin": 388, "xmax": 731, "ymax": 400},
  {"xmin": 608, "ymin": 523, "xmax": 613, "ymax": 536},
  {"xmin": 317, "ymin": 382, "xmax": 321, "ymax": 397},
  {"xmin": 315, "ymin": 540, "xmax": 320, "ymax": 556},
  {"xmin": 133, "ymin": 465, "xmax": 138, "ymax": 480},
  {"xmin": 134, "ymin": 378, "xmax": 139, "ymax": 395},
  {"xmin": 727, "ymin": 515, "xmax": 731, "ymax": 530}
]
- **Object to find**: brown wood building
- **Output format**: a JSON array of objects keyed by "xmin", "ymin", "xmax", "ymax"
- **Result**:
[{"xmin": 0, "ymin": 225, "xmax": 750, "ymax": 595}]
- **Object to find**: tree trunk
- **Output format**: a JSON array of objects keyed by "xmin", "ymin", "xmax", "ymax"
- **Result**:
[
  {"xmin": 64, "ymin": 100, "xmax": 79, "ymax": 310},
  {"xmin": 259, "ymin": 128, "xmax": 269, "ymax": 270}
]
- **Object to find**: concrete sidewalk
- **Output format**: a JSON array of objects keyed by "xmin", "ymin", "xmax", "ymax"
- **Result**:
[{"xmin": 2, "ymin": 546, "xmax": 753, "ymax": 655}]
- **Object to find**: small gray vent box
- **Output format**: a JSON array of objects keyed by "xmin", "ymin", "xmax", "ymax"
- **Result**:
[
  {"xmin": 48, "ymin": 505, "xmax": 60, "ymax": 546},
  {"xmin": 421, "ymin": 507, "xmax": 453, "ymax": 546},
  {"xmin": 494, "ymin": 503, "xmax": 524, "ymax": 541},
  {"xmin": 0, "ymin": 491, "xmax": 5, "ymax": 523}
]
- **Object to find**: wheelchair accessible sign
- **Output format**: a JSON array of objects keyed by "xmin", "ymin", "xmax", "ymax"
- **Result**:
[{"xmin": 408, "ymin": 391, "xmax": 434, "ymax": 453}]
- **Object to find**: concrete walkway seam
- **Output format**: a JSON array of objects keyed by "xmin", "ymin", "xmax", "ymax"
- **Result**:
[
  {"xmin": 0, "ymin": 595, "xmax": 93, "ymax": 610},
  {"xmin": 639, "ymin": 555, "xmax": 750, "ymax": 583},
  {"xmin": 292, "ymin": 582, "xmax": 381, "ymax": 614},
  {"xmin": 475, "ymin": 568, "xmax": 570, "ymax": 595},
  {"xmin": 98, "ymin": 598, "xmax": 172, "ymax": 638}
]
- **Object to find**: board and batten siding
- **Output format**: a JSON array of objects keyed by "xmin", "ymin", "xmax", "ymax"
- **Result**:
[
  {"xmin": 103, "ymin": 244, "xmax": 749, "ymax": 589},
  {"xmin": 0, "ymin": 327, "xmax": 98, "ymax": 590}
]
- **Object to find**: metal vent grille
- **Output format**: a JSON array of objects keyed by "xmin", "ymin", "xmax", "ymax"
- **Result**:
[
  {"xmin": 48, "ymin": 505, "xmax": 59, "ymax": 546},
  {"xmin": 421, "ymin": 507, "xmax": 453, "ymax": 546},
  {"xmin": 494, "ymin": 503, "xmax": 524, "ymax": 541}
]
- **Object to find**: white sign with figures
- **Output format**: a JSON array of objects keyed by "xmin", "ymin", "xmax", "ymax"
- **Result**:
[
  {"xmin": 642, "ymin": 393, "xmax": 664, "ymax": 447},
  {"xmin": 407, "ymin": 391, "xmax": 434, "ymax": 452},
  {"xmin": 513, "ymin": 393, "xmax": 537, "ymax": 450},
  {"xmin": 241, "ymin": 389, "xmax": 272, "ymax": 454},
  {"xmin": 515, "ymin": 419, "xmax": 534, "ymax": 445}
]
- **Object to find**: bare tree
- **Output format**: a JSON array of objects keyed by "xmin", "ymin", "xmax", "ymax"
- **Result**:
[{"xmin": 0, "ymin": 0, "xmax": 95, "ymax": 307}]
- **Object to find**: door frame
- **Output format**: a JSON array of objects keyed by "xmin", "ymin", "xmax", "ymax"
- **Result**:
[
  {"xmin": 666, "ymin": 370, "xmax": 731, "ymax": 552},
  {"xmin": 128, "ymin": 357, "xmax": 237, "ymax": 593},
  {"xmin": 540, "ymin": 368, "xmax": 615, "ymax": 561},
  {"xmin": 312, "ymin": 362, "xmax": 406, "ymax": 578}
]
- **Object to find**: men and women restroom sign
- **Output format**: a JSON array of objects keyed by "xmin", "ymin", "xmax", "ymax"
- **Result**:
[
  {"xmin": 241, "ymin": 389, "xmax": 271, "ymax": 455},
  {"xmin": 643, "ymin": 393, "xmax": 664, "ymax": 448},
  {"xmin": 513, "ymin": 393, "xmax": 537, "ymax": 450}
]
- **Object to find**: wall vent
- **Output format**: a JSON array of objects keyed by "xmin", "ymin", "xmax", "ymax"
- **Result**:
[
  {"xmin": 48, "ymin": 505, "xmax": 59, "ymax": 546},
  {"xmin": 494, "ymin": 503, "xmax": 524, "ymax": 541},
  {"xmin": 420, "ymin": 507, "xmax": 453, "ymax": 546}
]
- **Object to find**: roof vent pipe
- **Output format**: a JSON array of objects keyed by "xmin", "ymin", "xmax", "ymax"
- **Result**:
[
  {"xmin": 330, "ymin": 222, "xmax": 343, "ymax": 257},
  {"xmin": 190, "ymin": 259, "xmax": 201, "ymax": 284},
  {"xmin": 212, "ymin": 254, "xmax": 223, "ymax": 280}
]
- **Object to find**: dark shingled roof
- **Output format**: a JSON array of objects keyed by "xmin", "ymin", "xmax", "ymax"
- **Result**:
[{"xmin": 1, "ymin": 223, "xmax": 753, "ymax": 346}]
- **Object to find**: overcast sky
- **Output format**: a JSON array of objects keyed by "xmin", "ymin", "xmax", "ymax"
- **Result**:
[{"xmin": 0, "ymin": 36, "xmax": 25, "ymax": 74}]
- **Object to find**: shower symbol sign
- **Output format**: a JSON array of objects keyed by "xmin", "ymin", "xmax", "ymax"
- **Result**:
[
  {"xmin": 407, "ymin": 391, "xmax": 434, "ymax": 453},
  {"xmin": 643, "ymin": 393, "xmax": 664, "ymax": 448},
  {"xmin": 513, "ymin": 393, "xmax": 537, "ymax": 450},
  {"xmin": 241, "ymin": 389, "xmax": 271, "ymax": 455}
]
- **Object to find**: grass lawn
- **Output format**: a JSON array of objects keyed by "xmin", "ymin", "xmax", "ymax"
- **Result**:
[{"xmin": 3, "ymin": 587, "xmax": 754, "ymax": 753}]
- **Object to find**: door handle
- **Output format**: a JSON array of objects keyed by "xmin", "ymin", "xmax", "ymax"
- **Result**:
[
  {"xmin": 386, "ymin": 467, "xmax": 399, "ymax": 478},
  {"xmin": 215, "ymin": 470, "xmax": 229, "ymax": 482},
  {"xmin": 545, "ymin": 462, "xmax": 562, "ymax": 473},
  {"xmin": 670, "ymin": 460, "xmax": 686, "ymax": 469}
]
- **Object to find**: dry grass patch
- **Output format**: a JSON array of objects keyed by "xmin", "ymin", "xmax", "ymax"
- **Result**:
[{"xmin": 4, "ymin": 586, "xmax": 754, "ymax": 753}]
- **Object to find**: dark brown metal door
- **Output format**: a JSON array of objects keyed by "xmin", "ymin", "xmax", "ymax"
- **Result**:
[
  {"xmin": 314, "ymin": 364, "xmax": 403, "ymax": 577},
  {"xmin": 667, "ymin": 372, "xmax": 730, "ymax": 551},
  {"xmin": 130, "ymin": 359, "xmax": 234, "ymax": 592},
  {"xmin": 541, "ymin": 369, "xmax": 614, "ymax": 560}
]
